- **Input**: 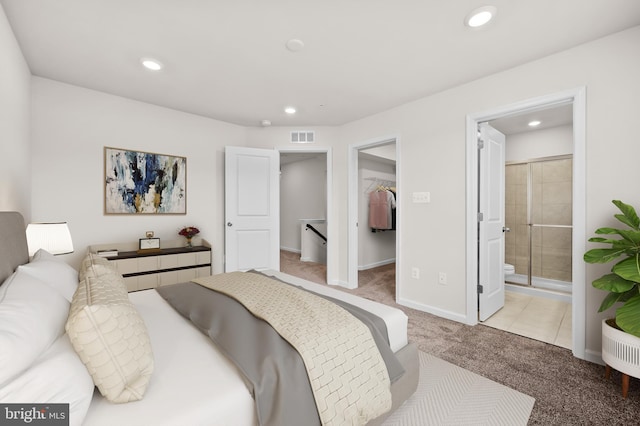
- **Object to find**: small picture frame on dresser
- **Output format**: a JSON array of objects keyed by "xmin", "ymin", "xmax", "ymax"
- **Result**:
[{"xmin": 138, "ymin": 237, "xmax": 161, "ymax": 252}]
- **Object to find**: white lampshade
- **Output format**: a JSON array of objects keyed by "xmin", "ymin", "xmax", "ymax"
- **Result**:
[{"xmin": 26, "ymin": 222, "xmax": 74, "ymax": 256}]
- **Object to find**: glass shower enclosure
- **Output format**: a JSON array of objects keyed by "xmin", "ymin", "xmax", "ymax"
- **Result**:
[{"xmin": 504, "ymin": 156, "xmax": 573, "ymax": 294}]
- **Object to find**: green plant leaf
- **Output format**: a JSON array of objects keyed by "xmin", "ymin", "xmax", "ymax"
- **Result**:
[
  {"xmin": 618, "ymin": 288, "xmax": 639, "ymax": 303},
  {"xmin": 615, "ymin": 229, "xmax": 640, "ymax": 245},
  {"xmin": 587, "ymin": 237, "xmax": 610, "ymax": 243},
  {"xmin": 613, "ymin": 199, "xmax": 640, "ymax": 230},
  {"xmin": 587, "ymin": 237, "xmax": 635, "ymax": 249},
  {"xmin": 599, "ymin": 291, "xmax": 624, "ymax": 312},
  {"xmin": 597, "ymin": 287, "xmax": 639, "ymax": 312},
  {"xmin": 595, "ymin": 227, "xmax": 640, "ymax": 245},
  {"xmin": 616, "ymin": 293, "xmax": 640, "ymax": 338},
  {"xmin": 592, "ymin": 273, "xmax": 636, "ymax": 293},
  {"xmin": 595, "ymin": 227, "xmax": 624, "ymax": 235},
  {"xmin": 612, "ymin": 255, "xmax": 640, "ymax": 283},
  {"xmin": 584, "ymin": 248, "xmax": 627, "ymax": 263},
  {"xmin": 594, "ymin": 226, "xmax": 638, "ymax": 235}
]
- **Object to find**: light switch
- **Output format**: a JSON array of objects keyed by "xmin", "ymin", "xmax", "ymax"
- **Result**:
[{"xmin": 412, "ymin": 192, "xmax": 430, "ymax": 203}]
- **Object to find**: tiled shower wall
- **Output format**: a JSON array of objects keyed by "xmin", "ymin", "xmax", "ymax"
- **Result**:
[{"xmin": 505, "ymin": 158, "xmax": 573, "ymax": 283}]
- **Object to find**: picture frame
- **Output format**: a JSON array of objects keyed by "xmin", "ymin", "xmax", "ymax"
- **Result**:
[
  {"xmin": 139, "ymin": 238, "xmax": 161, "ymax": 251},
  {"xmin": 104, "ymin": 146, "xmax": 187, "ymax": 214}
]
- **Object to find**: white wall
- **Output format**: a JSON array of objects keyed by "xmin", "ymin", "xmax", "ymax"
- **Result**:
[
  {"xmin": 0, "ymin": 5, "xmax": 31, "ymax": 218},
  {"xmin": 506, "ymin": 125, "xmax": 573, "ymax": 161},
  {"xmin": 336, "ymin": 26, "xmax": 640, "ymax": 356},
  {"xmin": 280, "ymin": 155, "xmax": 326, "ymax": 252},
  {"xmin": 30, "ymin": 78, "xmax": 246, "ymax": 272},
  {"xmin": 359, "ymin": 158, "xmax": 396, "ymax": 269}
]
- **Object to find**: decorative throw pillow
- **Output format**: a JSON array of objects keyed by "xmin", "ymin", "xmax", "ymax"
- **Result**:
[
  {"xmin": 78, "ymin": 252, "xmax": 120, "ymax": 282},
  {"xmin": 66, "ymin": 274, "xmax": 154, "ymax": 403},
  {"xmin": 0, "ymin": 269, "xmax": 69, "ymax": 386},
  {"xmin": 18, "ymin": 248, "xmax": 79, "ymax": 302}
]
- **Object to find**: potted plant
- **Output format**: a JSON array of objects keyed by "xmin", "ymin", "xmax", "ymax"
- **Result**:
[{"xmin": 584, "ymin": 199, "xmax": 640, "ymax": 397}]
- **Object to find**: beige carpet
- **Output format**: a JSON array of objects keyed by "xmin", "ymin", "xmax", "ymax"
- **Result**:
[
  {"xmin": 382, "ymin": 351, "xmax": 534, "ymax": 426},
  {"xmin": 280, "ymin": 251, "xmax": 640, "ymax": 424},
  {"xmin": 279, "ymin": 252, "xmax": 535, "ymax": 425}
]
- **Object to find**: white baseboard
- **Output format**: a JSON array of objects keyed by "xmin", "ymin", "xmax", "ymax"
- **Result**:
[
  {"xmin": 397, "ymin": 297, "xmax": 468, "ymax": 324},
  {"xmin": 358, "ymin": 258, "xmax": 396, "ymax": 271},
  {"xmin": 280, "ymin": 246, "xmax": 301, "ymax": 254},
  {"xmin": 300, "ymin": 256, "xmax": 327, "ymax": 263},
  {"xmin": 583, "ymin": 348, "xmax": 604, "ymax": 365},
  {"xmin": 333, "ymin": 279, "xmax": 356, "ymax": 289}
]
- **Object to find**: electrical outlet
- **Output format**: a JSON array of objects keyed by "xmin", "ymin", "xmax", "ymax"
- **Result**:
[
  {"xmin": 438, "ymin": 272, "xmax": 447, "ymax": 285},
  {"xmin": 411, "ymin": 267, "xmax": 420, "ymax": 279}
]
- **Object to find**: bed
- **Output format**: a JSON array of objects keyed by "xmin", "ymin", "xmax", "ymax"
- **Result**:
[{"xmin": 0, "ymin": 211, "xmax": 418, "ymax": 426}]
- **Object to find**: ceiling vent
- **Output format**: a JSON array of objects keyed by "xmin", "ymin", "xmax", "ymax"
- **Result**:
[{"xmin": 290, "ymin": 130, "xmax": 315, "ymax": 143}]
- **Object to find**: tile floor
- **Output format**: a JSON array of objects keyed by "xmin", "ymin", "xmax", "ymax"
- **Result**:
[{"xmin": 481, "ymin": 291, "xmax": 572, "ymax": 349}]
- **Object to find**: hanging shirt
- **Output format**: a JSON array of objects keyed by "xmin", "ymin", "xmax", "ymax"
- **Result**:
[
  {"xmin": 369, "ymin": 190, "xmax": 395, "ymax": 230},
  {"xmin": 369, "ymin": 191, "xmax": 389, "ymax": 229}
]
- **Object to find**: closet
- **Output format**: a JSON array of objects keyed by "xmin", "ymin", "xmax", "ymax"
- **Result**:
[{"xmin": 358, "ymin": 151, "xmax": 396, "ymax": 270}]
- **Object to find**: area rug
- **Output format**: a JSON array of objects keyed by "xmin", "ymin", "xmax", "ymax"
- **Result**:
[{"xmin": 382, "ymin": 351, "xmax": 535, "ymax": 426}]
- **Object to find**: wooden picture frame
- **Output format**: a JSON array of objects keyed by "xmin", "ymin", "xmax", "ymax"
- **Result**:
[{"xmin": 104, "ymin": 147, "xmax": 186, "ymax": 214}]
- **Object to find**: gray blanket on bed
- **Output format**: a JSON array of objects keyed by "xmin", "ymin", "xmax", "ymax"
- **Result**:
[{"xmin": 156, "ymin": 276, "xmax": 403, "ymax": 426}]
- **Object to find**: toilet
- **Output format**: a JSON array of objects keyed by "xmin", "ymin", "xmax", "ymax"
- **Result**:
[{"xmin": 504, "ymin": 263, "xmax": 515, "ymax": 276}]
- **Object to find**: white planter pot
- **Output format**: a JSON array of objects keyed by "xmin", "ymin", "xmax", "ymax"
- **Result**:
[{"xmin": 602, "ymin": 318, "xmax": 640, "ymax": 379}]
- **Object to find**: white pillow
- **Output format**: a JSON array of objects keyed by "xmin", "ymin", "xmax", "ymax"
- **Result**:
[
  {"xmin": 18, "ymin": 248, "xmax": 79, "ymax": 302},
  {"xmin": 66, "ymin": 274, "xmax": 154, "ymax": 403},
  {"xmin": 0, "ymin": 269, "xmax": 70, "ymax": 386},
  {"xmin": 31, "ymin": 247, "xmax": 57, "ymax": 262},
  {"xmin": 0, "ymin": 334, "xmax": 94, "ymax": 426}
]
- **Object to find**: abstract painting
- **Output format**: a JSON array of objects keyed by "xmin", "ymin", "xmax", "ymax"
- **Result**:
[{"xmin": 104, "ymin": 147, "xmax": 186, "ymax": 214}]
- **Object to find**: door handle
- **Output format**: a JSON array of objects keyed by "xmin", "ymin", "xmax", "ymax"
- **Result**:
[
  {"xmin": 227, "ymin": 222, "xmax": 233, "ymax": 227},
  {"xmin": 503, "ymin": 227, "xmax": 510, "ymax": 233}
]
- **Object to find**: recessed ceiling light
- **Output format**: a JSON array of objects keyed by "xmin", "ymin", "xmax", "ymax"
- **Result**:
[
  {"xmin": 141, "ymin": 58, "xmax": 163, "ymax": 71},
  {"xmin": 465, "ymin": 6, "xmax": 497, "ymax": 28},
  {"xmin": 284, "ymin": 106, "xmax": 296, "ymax": 114},
  {"xmin": 528, "ymin": 120, "xmax": 542, "ymax": 127},
  {"xmin": 286, "ymin": 39, "xmax": 305, "ymax": 52}
]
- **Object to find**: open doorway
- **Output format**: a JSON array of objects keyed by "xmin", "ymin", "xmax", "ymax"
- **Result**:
[
  {"xmin": 348, "ymin": 136, "xmax": 400, "ymax": 300},
  {"xmin": 278, "ymin": 148, "xmax": 332, "ymax": 285},
  {"xmin": 481, "ymin": 104, "xmax": 574, "ymax": 349},
  {"xmin": 465, "ymin": 87, "xmax": 588, "ymax": 360}
]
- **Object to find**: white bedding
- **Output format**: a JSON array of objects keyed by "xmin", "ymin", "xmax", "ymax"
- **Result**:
[
  {"xmin": 84, "ymin": 271, "xmax": 409, "ymax": 425},
  {"xmin": 83, "ymin": 290, "xmax": 256, "ymax": 426},
  {"xmin": 263, "ymin": 270, "xmax": 408, "ymax": 352}
]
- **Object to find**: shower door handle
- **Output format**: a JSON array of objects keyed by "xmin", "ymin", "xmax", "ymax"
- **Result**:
[{"xmin": 502, "ymin": 227, "xmax": 510, "ymax": 233}]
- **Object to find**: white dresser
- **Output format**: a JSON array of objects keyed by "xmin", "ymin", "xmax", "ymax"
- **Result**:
[{"xmin": 89, "ymin": 239, "xmax": 212, "ymax": 292}]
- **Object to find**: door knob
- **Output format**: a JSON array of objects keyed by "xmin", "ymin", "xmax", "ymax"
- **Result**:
[
  {"xmin": 227, "ymin": 222, "xmax": 233, "ymax": 227},
  {"xmin": 503, "ymin": 227, "xmax": 510, "ymax": 233}
]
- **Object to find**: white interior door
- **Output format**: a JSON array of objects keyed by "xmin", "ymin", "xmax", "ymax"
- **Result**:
[
  {"xmin": 225, "ymin": 146, "xmax": 280, "ymax": 272},
  {"xmin": 478, "ymin": 123, "xmax": 506, "ymax": 321}
]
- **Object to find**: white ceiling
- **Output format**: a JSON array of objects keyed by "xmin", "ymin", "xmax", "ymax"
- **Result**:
[
  {"xmin": 2, "ymin": 0, "xmax": 639, "ymax": 127},
  {"xmin": 490, "ymin": 103, "xmax": 574, "ymax": 135}
]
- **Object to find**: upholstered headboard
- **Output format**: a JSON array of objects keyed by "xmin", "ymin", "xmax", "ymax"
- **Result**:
[{"xmin": 0, "ymin": 211, "xmax": 29, "ymax": 284}]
